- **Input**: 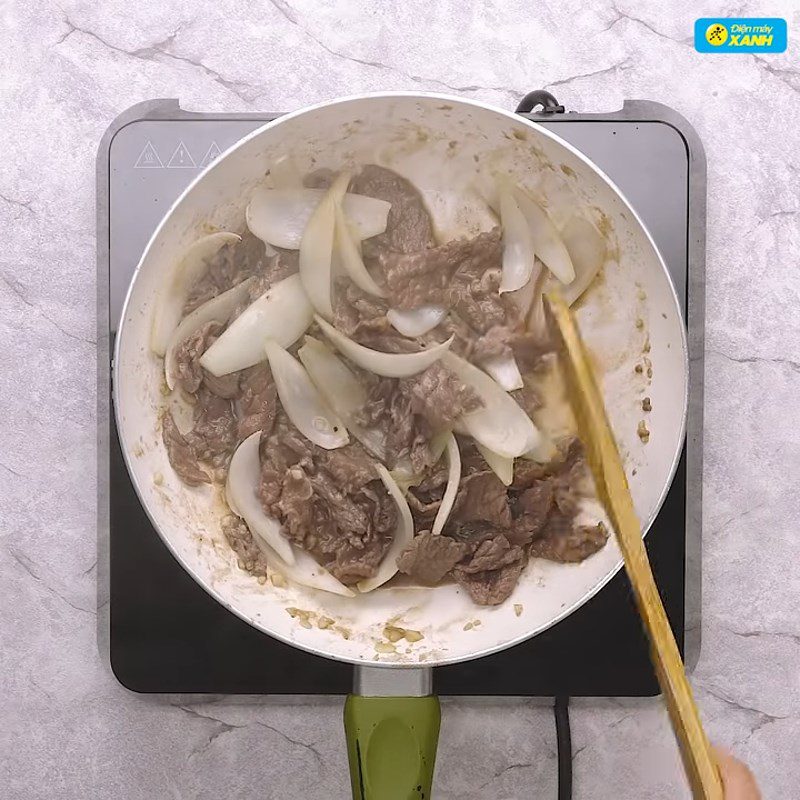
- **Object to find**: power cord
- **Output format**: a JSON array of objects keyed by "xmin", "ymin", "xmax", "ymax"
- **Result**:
[{"xmin": 554, "ymin": 696, "xmax": 573, "ymax": 800}]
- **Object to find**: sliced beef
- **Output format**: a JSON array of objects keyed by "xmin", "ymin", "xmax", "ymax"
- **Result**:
[
  {"xmin": 512, "ymin": 437, "xmax": 584, "ymax": 490},
  {"xmin": 511, "ymin": 331, "xmax": 553, "ymax": 372},
  {"xmin": 275, "ymin": 466, "xmax": 315, "ymax": 546},
  {"xmin": 508, "ymin": 479, "xmax": 555, "ymax": 546},
  {"xmin": 183, "ymin": 231, "xmax": 265, "ymax": 314},
  {"xmin": 380, "ymin": 228, "xmax": 502, "ymax": 309},
  {"xmin": 471, "ymin": 324, "xmax": 514, "ymax": 362},
  {"xmin": 470, "ymin": 327, "xmax": 548, "ymax": 370},
  {"xmin": 245, "ymin": 252, "xmax": 298, "ymax": 300},
  {"xmin": 351, "ymin": 165, "xmax": 436, "ymax": 256},
  {"xmin": 256, "ymin": 421, "xmax": 395, "ymax": 585},
  {"xmin": 458, "ymin": 534, "xmax": 523, "ymax": 573},
  {"xmin": 401, "ymin": 362, "xmax": 482, "ymax": 431},
  {"xmin": 355, "ymin": 365, "xmax": 479, "ymax": 471},
  {"xmin": 355, "ymin": 330, "xmax": 422, "ymax": 354},
  {"xmin": 431, "ymin": 312, "xmax": 475, "ymax": 358},
  {"xmin": 320, "ymin": 441, "xmax": 377, "ymax": 492},
  {"xmin": 222, "ymin": 515, "xmax": 270, "ymax": 577},
  {"xmin": 355, "ymin": 377, "xmax": 430, "ymax": 470},
  {"xmin": 453, "ymin": 559, "xmax": 526, "ymax": 606},
  {"xmin": 237, "ymin": 365, "xmax": 278, "ymax": 440},
  {"xmin": 202, "ymin": 369, "xmax": 240, "ymax": 399},
  {"xmin": 161, "ymin": 411, "xmax": 210, "ymax": 486},
  {"xmin": 173, "ymin": 321, "xmax": 222, "ymax": 395},
  {"xmin": 448, "ymin": 471, "xmax": 511, "ymax": 531},
  {"xmin": 187, "ymin": 388, "xmax": 237, "ymax": 471},
  {"xmin": 406, "ymin": 491, "xmax": 442, "ymax": 519},
  {"xmin": 406, "ymin": 461, "xmax": 448, "ymax": 518},
  {"xmin": 510, "ymin": 382, "xmax": 541, "ymax": 419},
  {"xmin": 530, "ymin": 520, "xmax": 609, "ymax": 563},
  {"xmin": 446, "ymin": 240, "xmax": 508, "ymax": 333},
  {"xmin": 397, "ymin": 532, "xmax": 470, "ymax": 585},
  {"xmin": 457, "ymin": 437, "xmax": 491, "ymax": 476},
  {"xmin": 332, "ymin": 280, "xmax": 389, "ymax": 338}
]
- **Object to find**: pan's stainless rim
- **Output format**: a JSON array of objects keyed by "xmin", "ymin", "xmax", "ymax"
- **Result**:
[{"xmin": 113, "ymin": 91, "xmax": 689, "ymax": 669}]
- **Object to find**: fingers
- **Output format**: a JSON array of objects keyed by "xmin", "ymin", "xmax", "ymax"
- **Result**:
[{"xmin": 713, "ymin": 746, "xmax": 761, "ymax": 799}]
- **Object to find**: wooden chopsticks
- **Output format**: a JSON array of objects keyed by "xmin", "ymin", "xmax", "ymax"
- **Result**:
[{"xmin": 543, "ymin": 293, "xmax": 723, "ymax": 800}]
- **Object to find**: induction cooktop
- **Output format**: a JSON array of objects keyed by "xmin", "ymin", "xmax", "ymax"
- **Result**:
[{"xmin": 97, "ymin": 94, "xmax": 706, "ymax": 696}]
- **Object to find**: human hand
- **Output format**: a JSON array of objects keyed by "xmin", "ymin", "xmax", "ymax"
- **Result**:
[{"xmin": 714, "ymin": 747, "xmax": 761, "ymax": 799}]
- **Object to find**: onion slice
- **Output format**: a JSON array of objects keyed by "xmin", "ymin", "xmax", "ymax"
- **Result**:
[
  {"xmin": 476, "ymin": 442, "xmax": 514, "ymax": 486},
  {"xmin": 357, "ymin": 465, "xmax": 414, "ymax": 593},
  {"xmin": 297, "ymin": 336, "xmax": 386, "ymax": 460},
  {"xmin": 164, "ymin": 278, "xmax": 253, "ymax": 390},
  {"xmin": 251, "ymin": 534, "xmax": 355, "ymax": 598},
  {"xmin": 479, "ymin": 353, "xmax": 524, "ymax": 391},
  {"xmin": 269, "ymin": 154, "xmax": 301, "ymax": 189},
  {"xmin": 387, "ymin": 305, "xmax": 447, "ymax": 337},
  {"xmin": 246, "ymin": 187, "xmax": 391, "ymax": 250},
  {"xmin": 514, "ymin": 188, "xmax": 575, "ymax": 285},
  {"xmin": 226, "ymin": 432, "xmax": 295, "ymax": 565},
  {"xmin": 499, "ymin": 188, "xmax": 536, "ymax": 293},
  {"xmin": 521, "ymin": 435, "xmax": 559, "ymax": 464},
  {"xmin": 431, "ymin": 433, "xmax": 461, "ymax": 536},
  {"xmin": 334, "ymin": 204, "xmax": 386, "ymax": 297},
  {"xmin": 199, "ymin": 274, "xmax": 313, "ymax": 376},
  {"xmin": 443, "ymin": 352, "xmax": 541, "ymax": 458},
  {"xmin": 315, "ymin": 315, "xmax": 453, "ymax": 378},
  {"xmin": 265, "ymin": 339, "xmax": 349, "ymax": 450},
  {"xmin": 150, "ymin": 231, "xmax": 241, "ymax": 356},
  {"xmin": 556, "ymin": 216, "xmax": 607, "ymax": 305},
  {"xmin": 299, "ymin": 173, "xmax": 350, "ymax": 319}
]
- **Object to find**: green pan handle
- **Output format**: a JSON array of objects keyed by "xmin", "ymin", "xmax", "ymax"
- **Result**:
[{"xmin": 344, "ymin": 695, "xmax": 441, "ymax": 800}]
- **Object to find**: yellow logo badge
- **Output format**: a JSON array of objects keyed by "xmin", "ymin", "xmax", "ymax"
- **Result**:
[{"xmin": 705, "ymin": 22, "xmax": 729, "ymax": 46}]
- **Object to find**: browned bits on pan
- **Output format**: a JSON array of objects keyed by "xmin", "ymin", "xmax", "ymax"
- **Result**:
[
  {"xmin": 643, "ymin": 335, "xmax": 651, "ymax": 354},
  {"xmin": 270, "ymin": 572, "xmax": 287, "ymax": 588},
  {"xmin": 635, "ymin": 318, "xmax": 644, "ymax": 330},
  {"xmin": 383, "ymin": 625, "xmax": 425, "ymax": 644},
  {"xmin": 642, "ymin": 397, "xmax": 652, "ymax": 412},
  {"xmin": 383, "ymin": 626, "xmax": 406, "ymax": 643},
  {"xmin": 286, "ymin": 607, "xmax": 313, "ymax": 628},
  {"xmin": 637, "ymin": 421, "xmax": 650, "ymax": 444},
  {"xmin": 514, "ymin": 604, "xmax": 524, "ymax": 617},
  {"xmin": 634, "ymin": 363, "xmax": 643, "ymax": 375}
]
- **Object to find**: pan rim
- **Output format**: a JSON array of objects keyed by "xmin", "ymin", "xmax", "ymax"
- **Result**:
[{"xmin": 113, "ymin": 91, "xmax": 689, "ymax": 669}]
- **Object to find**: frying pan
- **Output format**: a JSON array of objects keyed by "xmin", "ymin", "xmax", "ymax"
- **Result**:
[{"xmin": 113, "ymin": 93, "xmax": 688, "ymax": 798}]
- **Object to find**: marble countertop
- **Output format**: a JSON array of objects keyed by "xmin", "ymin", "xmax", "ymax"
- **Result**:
[{"xmin": 2, "ymin": 1, "xmax": 798, "ymax": 797}]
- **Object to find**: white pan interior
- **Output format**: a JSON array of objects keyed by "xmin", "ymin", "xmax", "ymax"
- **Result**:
[{"xmin": 114, "ymin": 94, "xmax": 687, "ymax": 667}]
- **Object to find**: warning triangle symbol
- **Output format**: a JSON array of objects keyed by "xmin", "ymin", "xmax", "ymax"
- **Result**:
[
  {"xmin": 134, "ymin": 141, "xmax": 163, "ymax": 169},
  {"xmin": 200, "ymin": 141, "xmax": 223, "ymax": 168},
  {"xmin": 166, "ymin": 141, "xmax": 196, "ymax": 168}
]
